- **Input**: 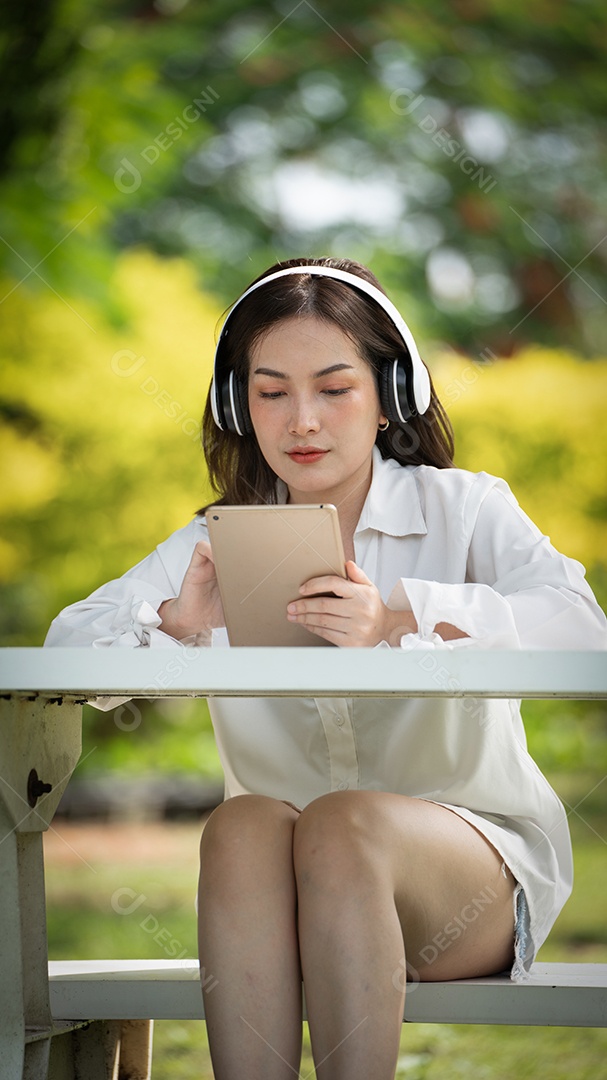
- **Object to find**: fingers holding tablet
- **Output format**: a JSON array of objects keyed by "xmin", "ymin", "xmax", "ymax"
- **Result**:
[{"xmin": 286, "ymin": 560, "xmax": 394, "ymax": 647}]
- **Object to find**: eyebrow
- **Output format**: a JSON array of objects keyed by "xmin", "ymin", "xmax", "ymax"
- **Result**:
[{"xmin": 252, "ymin": 363, "xmax": 355, "ymax": 380}]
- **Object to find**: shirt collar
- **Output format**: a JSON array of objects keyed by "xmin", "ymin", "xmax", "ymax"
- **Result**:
[
  {"xmin": 275, "ymin": 445, "xmax": 427, "ymax": 538},
  {"xmin": 355, "ymin": 445, "xmax": 427, "ymax": 538}
]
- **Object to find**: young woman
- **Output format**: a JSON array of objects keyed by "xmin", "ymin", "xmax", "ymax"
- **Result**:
[{"xmin": 46, "ymin": 257, "xmax": 607, "ymax": 1080}]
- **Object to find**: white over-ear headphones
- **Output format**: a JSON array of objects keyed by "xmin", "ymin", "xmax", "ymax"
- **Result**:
[{"xmin": 210, "ymin": 265, "xmax": 431, "ymax": 435}]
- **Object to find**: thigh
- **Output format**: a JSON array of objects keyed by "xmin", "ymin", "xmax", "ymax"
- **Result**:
[
  {"xmin": 297, "ymin": 790, "xmax": 515, "ymax": 982},
  {"xmin": 375, "ymin": 794, "xmax": 515, "ymax": 981}
]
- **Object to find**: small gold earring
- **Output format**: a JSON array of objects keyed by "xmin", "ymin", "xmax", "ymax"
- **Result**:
[{"xmin": 378, "ymin": 419, "xmax": 390, "ymax": 431}]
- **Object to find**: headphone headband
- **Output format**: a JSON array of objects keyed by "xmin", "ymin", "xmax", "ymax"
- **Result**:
[{"xmin": 211, "ymin": 264, "xmax": 431, "ymax": 432}]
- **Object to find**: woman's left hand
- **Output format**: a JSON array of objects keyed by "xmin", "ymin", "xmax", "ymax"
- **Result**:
[{"xmin": 287, "ymin": 561, "xmax": 417, "ymax": 647}]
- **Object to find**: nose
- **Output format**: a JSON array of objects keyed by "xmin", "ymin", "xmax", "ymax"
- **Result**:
[{"xmin": 288, "ymin": 396, "xmax": 320, "ymax": 435}]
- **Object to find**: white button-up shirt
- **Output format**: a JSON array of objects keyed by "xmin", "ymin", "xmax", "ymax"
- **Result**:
[{"xmin": 45, "ymin": 447, "xmax": 607, "ymax": 968}]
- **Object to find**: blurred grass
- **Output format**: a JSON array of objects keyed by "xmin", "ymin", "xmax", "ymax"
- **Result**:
[{"xmin": 45, "ymin": 749, "xmax": 607, "ymax": 1078}]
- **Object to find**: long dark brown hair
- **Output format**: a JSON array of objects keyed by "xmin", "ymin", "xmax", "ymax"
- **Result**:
[{"xmin": 200, "ymin": 256, "xmax": 454, "ymax": 509}]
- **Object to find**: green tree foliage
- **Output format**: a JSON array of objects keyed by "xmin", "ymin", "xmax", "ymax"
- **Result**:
[
  {"xmin": 437, "ymin": 347, "xmax": 607, "ymax": 571},
  {"xmin": 0, "ymin": 251, "xmax": 219, "ymax": 644},
  {"xmin": 1, "ymin": 0, "xmax": 606, "ymax": 351}
]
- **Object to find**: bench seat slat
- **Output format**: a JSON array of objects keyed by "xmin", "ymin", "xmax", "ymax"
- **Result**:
[{"xmin": 48, "ymin": 960, "xmax": 607, "ymax": 1028}]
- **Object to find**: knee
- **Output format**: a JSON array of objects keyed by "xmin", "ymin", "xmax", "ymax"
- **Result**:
[
  {"xmin": 200, "ymin": 794, "xmax": 297, "ymax": 872},
  {"xmin": 293, "ymin": 792, "xmax": 382, "ymax": 888}
]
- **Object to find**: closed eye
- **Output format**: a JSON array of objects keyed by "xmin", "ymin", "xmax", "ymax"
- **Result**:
[{"xmin": 258, "ymin": 388, "xmax": 351, "ymax": 398}]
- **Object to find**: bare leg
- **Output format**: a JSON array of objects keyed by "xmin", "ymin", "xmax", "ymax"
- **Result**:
[
  {"xmin": 197, "ymin": 795, "xmax": 302, "ymax": 1079},
  {"xmin": 293, "ymin": 791, "xmax": 515, "ymax": 1080}
]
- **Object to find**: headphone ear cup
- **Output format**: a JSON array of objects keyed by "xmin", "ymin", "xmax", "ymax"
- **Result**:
[
  {"xmin": 379, "ymin": 358, "xmax": 416, "ymax": 425},
  {"xmin": 379, "ymin": 362, "xmax": 396, "ymax": 423},
  {"xmin": 234, "ymin": 374, "xmax": 253, "ymax": 435},
  {"xmin": 220, "ymin": 370, "xmax": 252, "ymax": 435}
]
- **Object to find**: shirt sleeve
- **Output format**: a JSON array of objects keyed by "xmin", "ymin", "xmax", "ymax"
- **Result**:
[
  {"xmin": 44, "ymin": 520, "xmax": 209, "ymax": 650},
  {"xmin": 387, "ymin": 479, "xmax": 607, "ymax": 650}
]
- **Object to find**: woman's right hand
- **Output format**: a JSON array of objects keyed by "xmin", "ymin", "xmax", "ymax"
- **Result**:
[{"xmin": 158, "ymin": 540, "xmax": 225, "ymax": 641}]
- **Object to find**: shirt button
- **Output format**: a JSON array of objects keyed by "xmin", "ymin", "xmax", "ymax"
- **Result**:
[
  {"xmin": 338, "ymin": 780, "xmax": 349, "ymax": 791},
  {"xmin": 334, "ymin": 715, "xmax": 345, "ymax": 727}
]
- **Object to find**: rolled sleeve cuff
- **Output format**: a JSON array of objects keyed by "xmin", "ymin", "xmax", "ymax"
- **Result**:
[
  {"xmin": 387, "ymin": 578, "xmax": 522, "ymax": 649},
  {"xmin": 93, "ymin": 597, "xmax": 181, "ymax": 649}
]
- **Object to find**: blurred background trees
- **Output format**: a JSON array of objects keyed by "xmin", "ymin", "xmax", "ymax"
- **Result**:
[
  {"xmin": 2, "ymin": 0, "xmax": 607, "ymax": 350},
  {"xmin": 1, "ymin": 0, "xmax": 606, "ymax": 777}
]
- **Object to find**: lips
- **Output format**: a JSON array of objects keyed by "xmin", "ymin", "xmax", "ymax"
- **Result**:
[{"xmin": 286, "ymin": 447, "xmax": 329, "ymax": 464}]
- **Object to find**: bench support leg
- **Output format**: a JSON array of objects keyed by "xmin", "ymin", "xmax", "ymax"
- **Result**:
[
  {"xmin": 116, "ymin": 1020, "xmax": 153, "ymax": 1079},
  {"xmin": 0, "ymin": 802, "xmax": 52, "ymax": 1079},
  {"xmin": 47, "ymin": 1020, "xmax": 153, "ymax": 1080},
  {"xmin": 0, "ymin": 696, "xmax": 82, "ymax": 1078}
]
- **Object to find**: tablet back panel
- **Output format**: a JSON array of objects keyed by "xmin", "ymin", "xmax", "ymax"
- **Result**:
[{"xmin": 206, "ymin": 504, "xmax": 346, "ymax": 646}]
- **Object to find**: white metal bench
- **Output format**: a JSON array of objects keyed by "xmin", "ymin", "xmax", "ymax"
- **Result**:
[
  {"xmin": 48, "ymin": 957, "xmax": 607, "ymax": 1027},
  {"xmin": 1, "ymin": 647, "xmax": 606, "ymax": 1079}
]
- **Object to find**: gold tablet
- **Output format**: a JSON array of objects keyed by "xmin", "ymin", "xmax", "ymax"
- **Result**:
[{"xmin": 206, "ymin": 504, "xmax": 347, "ymax": 646}]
